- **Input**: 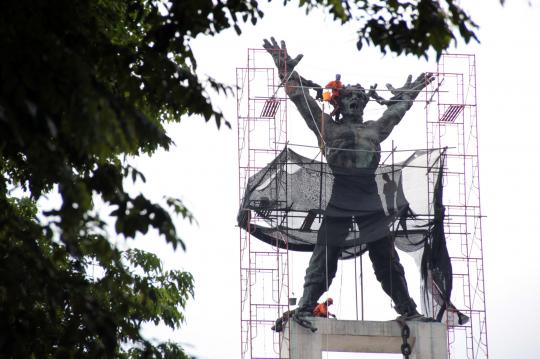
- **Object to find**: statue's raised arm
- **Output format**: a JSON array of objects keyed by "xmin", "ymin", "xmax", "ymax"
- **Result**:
[
  {"xmin": 263, "ymin": 37, "xmax": 329, "ymax": 143},
  {"xmin": 376, "ymin": 73, "xmax": 434, "ymax": 142},
  {"xmin": 263, "ymin": 38, "xmax": 433, "ymax": 171}
]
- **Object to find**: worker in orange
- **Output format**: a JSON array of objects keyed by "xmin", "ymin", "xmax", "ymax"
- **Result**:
[
  {"xmin": 312, "ymin": 297, "xmax": 336, "ymax": 318},
  {"xmin": 325, "ymin": 74, "xmax": 343, "ymax": 121}
]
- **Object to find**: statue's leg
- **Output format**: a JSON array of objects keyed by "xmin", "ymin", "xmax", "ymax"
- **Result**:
[
  {"xmin": 367, "ymin": 235, "xmax": 418, "ymax": 316},
  {"xmin": 296, "ymin": 215, "xmax": 350, "ymax": 315}
]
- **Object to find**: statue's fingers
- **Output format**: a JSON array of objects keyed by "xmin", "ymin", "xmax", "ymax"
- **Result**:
[
  {"xmin": 263, "ymin": 38, "xmax": 272, "ymax": 49},
  {"xmin": 419, "ymin": 72, "xmax": 431, "ymax": 83},
  {"xmin": 422, "ymin": 72, "xmax": 435, "ymax": 83},
  {"xmin": 386, "ymin": 83, "xmax": 396, "ymax": 92},
  {"xmin": 404, "ymin": 74, "xmax": 412, "ymax": 87},
  {"xmin": 291, "ymin": 54, "xmax": 303, "ymax": 67},
  {"xmin": 420, "ymin": 73, "xmax": 434, "ymax": 87},
  {"xmin": 413, "ymin": 73, "xmax": 434, "ymax": 90},
  {"xmin": 410, "ymin": 73, "xmax": 424, "ymax": 87},
  {"xmin": 271, "ymin": 37, "xmax": 279, "ymax": 48},
  {"xmin": 370, "ymin": 83, "xmax": 378, "ymax": 90},
  {"xmin": 281, "ymin": 40, "xmax": 287, "ymax": 50}
]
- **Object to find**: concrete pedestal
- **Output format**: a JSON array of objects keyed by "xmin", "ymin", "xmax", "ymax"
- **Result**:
[{"xmin": 280, "ymin": 318, "xmax": 447, "ymax": 359}]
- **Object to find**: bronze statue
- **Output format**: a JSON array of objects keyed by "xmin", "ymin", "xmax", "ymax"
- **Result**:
[{"xmin": 263, "ymin": 37, "xmax": 434, "ymax": 327}]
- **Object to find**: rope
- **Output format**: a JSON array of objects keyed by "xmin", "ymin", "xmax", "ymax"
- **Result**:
[
  {"xmin": 320, "ymin": 102, "xmax": 326, "ymax": 153},
  {"xmin": 354, "ymin": 229, "xmax": 359, "ymax": 321},
  {"xmin": 360, "ymin": 247, "xmax": 364, "ymax": 320},
  {"xmin": 298, "ymin": 76, "xmax": 327, "ymax": 148},
  {"xmin": 286, "ymin": 83, "xmax": 442, "ymax": 95},
  {"xmin": 388, "ymin": 143, "xmax": 395, "ymax": 311},
  {"xmin": 338, "ymin": 251, "xmax": 344, "ymax": 319},
  {"xmin": 271, "ymin": 65, "xmax": 300, "ymax": 99},
  {"xmin": 276, "ymin": 141, "xmax": 452, "ymax": 153},
  {"xmin": 297, "ymin": 75, "xmax": 331, "ymax": 334}
]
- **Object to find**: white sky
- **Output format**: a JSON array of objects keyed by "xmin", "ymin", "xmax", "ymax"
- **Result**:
[{"xmin": 129, "ymin": 1, "xmax": 540, "ymax": 358}]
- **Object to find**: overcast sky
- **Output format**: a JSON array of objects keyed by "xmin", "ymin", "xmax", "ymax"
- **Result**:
[{"xmin": 129, "ymin": 1, "xmax": 540, "ymax": 358}]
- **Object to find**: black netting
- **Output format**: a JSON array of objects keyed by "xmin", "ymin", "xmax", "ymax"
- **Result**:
[
  {"xmin": 238, "ymin": 148, "xmax": 439, "ymax": 254},
  {"xmin": 237, "ymin": 147, "xmax": 466, "ymax": 324}
]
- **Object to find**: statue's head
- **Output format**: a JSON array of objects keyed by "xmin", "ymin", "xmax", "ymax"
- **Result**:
[{"xmin": 338, "ymin": 84, "xmax": 369, "ymax": 122}]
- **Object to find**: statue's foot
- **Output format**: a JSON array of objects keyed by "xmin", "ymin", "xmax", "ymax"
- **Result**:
[
  {"xmin": 395, "ymin": 307, "xmax": 434, "ymax": 322},
  {"xmin": 396, "ymin": 312, "xmax": 435, "ymax": 322},
  {"xmin": 446, "ymin": 305, "xmax": 470, "ymax": 325},
  {"xmin": 292, "ymin": 310, "xmax": 318, "ymax": 332},
  {"xmin": 457, "ymin": 312, "xmax": 469, "ymax": 325},
  {"xmin": 271, "ymin": 321, "xmax": 283, "ymax": 332}
]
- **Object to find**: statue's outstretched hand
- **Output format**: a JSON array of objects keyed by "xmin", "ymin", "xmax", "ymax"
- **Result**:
[
  {"xmin": 263, "ymin": 37, "xmax": 304, "ymax": 75},
  {"xmin": 368, "ymin": 84, "xmax": 388, "ymax": 105},
  {"xmin": 385, "ymin": 73, "xmax": 435, "ymax": 105}
]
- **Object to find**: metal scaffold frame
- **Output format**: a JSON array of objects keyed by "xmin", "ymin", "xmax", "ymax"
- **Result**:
[
  {"xmin": 237, "ymin": 47, "xmax": 291, "ymax": 359},
  {"xmin": 237, "ymin": 49, "xmax": 488, "ymax": 359},
  {"xmin": 426, "ymin": 53, "xmax": 489, "ymax": 359}
]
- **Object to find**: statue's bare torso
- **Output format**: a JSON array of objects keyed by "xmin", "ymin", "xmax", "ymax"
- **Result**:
[{"xmin": 324, "ymin": 119, "xmax": 382, "ymax": 170}]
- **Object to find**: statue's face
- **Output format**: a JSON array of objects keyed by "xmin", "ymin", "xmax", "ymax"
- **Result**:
[{"xmin": 339, "ymin": 86, "xmax": 369, "ymax": 121}]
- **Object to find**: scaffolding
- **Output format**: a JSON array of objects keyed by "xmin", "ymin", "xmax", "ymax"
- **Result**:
[
  {"xmin": 237, "ymin": 49, "xmax": 488, "ymax": 359},
  {"xmin": 237, "ymin": 47, "xmax": 291, "ymax": 359},
  {"xmin": 426, "ymin": 54, "xmax": 489, "ymax": 359}
]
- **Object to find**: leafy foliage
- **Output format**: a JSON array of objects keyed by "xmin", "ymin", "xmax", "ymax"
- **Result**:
[
  {"xmin": 0, "ymin": 0, "xmax": 483, "ymax": 357},
  {"xmin": 290, "ymin": 0, "xmax": 479, "ymax": 58},
  {"xmin": 0, "ymin": 197, "xmax": 194, "ymax": 357},
  {"xmin": 0, "ymin": 0, "xmax": 219, "ymax": 356}
]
